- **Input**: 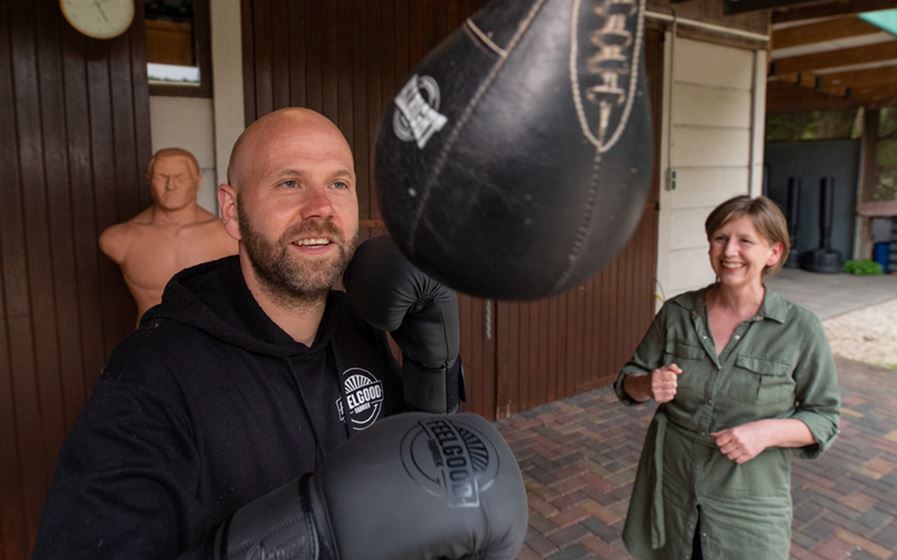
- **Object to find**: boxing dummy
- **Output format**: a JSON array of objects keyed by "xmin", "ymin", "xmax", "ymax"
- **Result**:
[
  {"xmin": 375, "ymin": 0, "xmax": 653, "ymax": 299},
  {"xmin": 344, "ymin": 235, "xmax": 463, "ymax": 414},
  {"xmin": 208, "ymin": 412, "xmax": 528, "ymax": 560},
  {"xmin": 99, "ymin": 148, "xmax": 238, "ymax": 320}
]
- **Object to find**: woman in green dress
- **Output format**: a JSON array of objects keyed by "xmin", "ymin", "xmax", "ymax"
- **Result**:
[{"xmin": 614, "ymin": 195, "xmax": 841, "ymax": 560}]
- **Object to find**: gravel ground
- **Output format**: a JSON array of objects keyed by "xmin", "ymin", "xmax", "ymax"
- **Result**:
[{"xmin": 822, "ymin": 297, "xmax": 897, "ymax": 368}]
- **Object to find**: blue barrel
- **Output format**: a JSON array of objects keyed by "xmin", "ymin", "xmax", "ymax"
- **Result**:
[{"xmin": 873, "ymin": 241, "xmax": 890, "ymax": 272}]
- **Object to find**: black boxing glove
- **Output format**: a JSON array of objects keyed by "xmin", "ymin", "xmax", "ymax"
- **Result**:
[
  {"xmin": 210, "ymin": 413, "xmax": 528, "ymax": 560},
  {"xmin": 344, "ymin": 235, "xmax": 463, "ymax": 413}
]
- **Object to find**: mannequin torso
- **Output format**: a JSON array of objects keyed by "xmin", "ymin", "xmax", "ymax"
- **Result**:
[{"xmin": 99, "ymin": 149, "xmax": 238, "ymax": 320}]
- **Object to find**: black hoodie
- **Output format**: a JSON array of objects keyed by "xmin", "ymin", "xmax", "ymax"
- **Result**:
[{"xmin": 33, "ymin": 256, "xmax": 402, "ymax": 560}]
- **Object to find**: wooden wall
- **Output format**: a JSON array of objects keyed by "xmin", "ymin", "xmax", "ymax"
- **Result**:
[
  {"xmin": 0, "ymin": 1, "xmax": 151, "ymax": 558},
  {"xmin": 241, "ymin": 1, "xmax": 661, "ymax": 420}
]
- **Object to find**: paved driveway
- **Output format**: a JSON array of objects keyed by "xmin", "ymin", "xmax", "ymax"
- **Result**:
[
  {"xmin": 766, "ymin": 268, "xmax": 897, "ymax": 320},
  {"xmin": 499, "ymin": 355, "xmax": 897, "ymax": 559}
]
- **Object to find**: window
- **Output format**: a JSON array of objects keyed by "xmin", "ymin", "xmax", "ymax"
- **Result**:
[{"xmin": 145, "ymin": 0, "xmax": 212, "ymax": 97}]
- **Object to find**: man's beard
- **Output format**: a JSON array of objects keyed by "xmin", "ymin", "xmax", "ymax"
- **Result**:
[{"xmin": 238, "ymin": 201, "xmax": 357, "ymax": 306}]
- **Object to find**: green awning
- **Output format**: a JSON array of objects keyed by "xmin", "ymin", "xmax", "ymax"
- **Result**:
[{"xmin": 859, "ymin": 9, "xmax": 897, "ymax": 37}]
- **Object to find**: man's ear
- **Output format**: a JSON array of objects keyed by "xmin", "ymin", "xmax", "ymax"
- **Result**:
[{"xmin": 217, "ymin": 184, "xmax": 241, "ymax": 241}]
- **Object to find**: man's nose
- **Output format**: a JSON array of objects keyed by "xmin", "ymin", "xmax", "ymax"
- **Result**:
[{"xmin": 300, "ymin": 185, "xmax": 335, "ymax": 220}]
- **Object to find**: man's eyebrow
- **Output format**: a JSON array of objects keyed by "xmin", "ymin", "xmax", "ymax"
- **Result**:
[
  {"xmin": 271, "ymin": 169, "xmax": 308, "ymax": 179},
  {"xmin": 331, "ymin": 169, "xmax": 355, "ymax": 181},
  {"xmin": 268, "ymin": 169, "xmax": 354, "ymax": 180}
]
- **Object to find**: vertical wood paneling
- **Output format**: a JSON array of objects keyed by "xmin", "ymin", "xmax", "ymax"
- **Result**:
[
  {"xmin": 350, "ymin": 4, "xmax": 370, "ymax": 223},
  {"xmin": 0, "ymin": 2, "xmax": 27, "ymax": 556},
  {"xmin": 254, "ymin": 0, "xmax": 274, "ymax": 116},
  {"xmin": 321, "ymin": 1, "xmax": 338, "ymax": 121},
  {"xmin": 457, "ymin": 296, "xmax": 495, "ymax": 418},
  {"xmin": 8, "ymin": 0, "xmax": 52, "ymax": 545},
  {"xmin": 33, "ymin": 0, "xmax": 70, "ymax": 495},
  {"xmin": 241, "ymin": 0, "xmax": 256, "ymax": 120},
  {"xmin": 39, "ymin": 7, "xmax": 84, "ymax": 434},
  {"xmin": 287, "ymin": 1, "xmax": 307, "ymax": 109},
  {"xmin": 1, "ymin": 1, "xmax": 151, "ymax": 557},
  {"xmin": 365, "ymin": 0, "xmax": 382, "ymax": 224},
  {"xmin": 336, "ymin": 0, "xmax": 353, "ymax": 150},
  {"xmin": 270, "ymin": 0, "xmax": 289, "ymax": 110},
  {"xmin": 63, "ymin": 28, "xmax": 108, "ymax": 396}
]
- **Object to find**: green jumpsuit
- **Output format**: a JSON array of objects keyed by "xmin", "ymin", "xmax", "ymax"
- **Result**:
[{"xmin": 614, "ymin": 287, "xmax": 841, "ymax": 560}]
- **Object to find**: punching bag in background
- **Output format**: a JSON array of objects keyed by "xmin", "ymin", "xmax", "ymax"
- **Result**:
[{"xmin": 375, "ymin": 0, "xmax": 653, "ymax": 300}]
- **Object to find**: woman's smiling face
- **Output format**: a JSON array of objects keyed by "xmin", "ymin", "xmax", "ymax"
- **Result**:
[{"xmin": 708, "ymin": 214, "xmax": 783, "ymax": 289}]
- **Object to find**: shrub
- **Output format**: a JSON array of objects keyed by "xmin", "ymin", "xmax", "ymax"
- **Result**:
[{"xmin": 843, "ymin": 259, "xmax": 884, "ymax": 275}]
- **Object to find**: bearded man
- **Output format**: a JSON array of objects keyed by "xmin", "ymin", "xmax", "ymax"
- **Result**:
[{"xmin": 32, "ymin": 108, "xmax": 523, "ymax": 560}]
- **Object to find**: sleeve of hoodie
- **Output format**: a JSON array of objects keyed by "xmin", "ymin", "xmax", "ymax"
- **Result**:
[{"xmin": 32, "ymin": 329, "xmax": 212, "ymax": 560}]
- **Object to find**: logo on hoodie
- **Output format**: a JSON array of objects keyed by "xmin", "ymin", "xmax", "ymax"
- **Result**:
[{"xmin": 336, "ymin": 368, "xmax": 383, "ymax": 430}]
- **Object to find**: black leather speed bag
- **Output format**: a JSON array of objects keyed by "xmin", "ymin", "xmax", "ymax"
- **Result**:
[{"xmin": 375, "ymin": 0, "xmax": 653, "ymax": 300}]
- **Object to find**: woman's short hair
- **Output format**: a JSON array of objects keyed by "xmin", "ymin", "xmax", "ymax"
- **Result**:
[{"xmin": 704, "ymin": 195, "xmax": 791, "ymax": 275}]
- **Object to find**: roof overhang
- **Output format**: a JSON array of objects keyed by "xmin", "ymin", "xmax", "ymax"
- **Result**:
[{"xmin": 764, "ymin": 1, "xmax": 897, "ymax": 111}]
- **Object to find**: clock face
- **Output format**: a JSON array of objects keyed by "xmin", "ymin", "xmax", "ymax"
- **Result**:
[{"xmin": 60, "ymin": 0, "xmax": 135, "ymax": 40}]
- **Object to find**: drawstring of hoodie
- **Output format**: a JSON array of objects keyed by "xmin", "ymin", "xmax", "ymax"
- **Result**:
[
  {"xmin": 334, "ymin": 343, "xmax": 355, "ymax": 441},
  {"xmin": 282, "ymin": 356, "xmax": 327, "ymax": 468},
  {"xmin": 282, "ymin": 345, "xmax": 356, "ymax": 469}
]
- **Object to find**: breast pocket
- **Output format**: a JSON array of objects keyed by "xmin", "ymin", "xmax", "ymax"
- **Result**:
[
  {"xmin": 662, "ymin": 342, "xmax": 704, "ymax": 363},
  {"xmin": 726, "ymin": 355, "xmax": 796, "ymax": 404},
  {"xmin": 662, "ymin": 342, "xmax": 705, "ymax": 395}
]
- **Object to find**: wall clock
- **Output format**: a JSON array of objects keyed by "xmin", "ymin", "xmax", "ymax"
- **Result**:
[{"xmin": 60, "ymin": 0, "xmax": 135, "ymax": 40}]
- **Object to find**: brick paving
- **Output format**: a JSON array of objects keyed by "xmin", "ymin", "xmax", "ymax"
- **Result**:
[{"xmin": 498, "ymin": 356, "xmax": 897, "ymax": 559}]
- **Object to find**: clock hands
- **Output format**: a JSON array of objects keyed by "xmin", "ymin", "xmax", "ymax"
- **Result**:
[{"xmin": 93, "ymin": 0, "xmax": 110, "ymax": 23}]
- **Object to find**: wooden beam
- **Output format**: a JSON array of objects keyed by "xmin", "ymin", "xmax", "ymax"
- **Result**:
[
  {"xmin": 821, "ymin": 83, "xmax": 850, "ymax": 97},
  {"xmin": 724, "ymin": 0, "xmax": 820, "ymax": 15},
  {"xmin": 773, "ymin": 72, "xmax": 821, "ymax": 88},
  {"xmin": 853, "ymin": 89, "xmax": 897, "ymax": 107},
  {"xmin": 766, "ymin": 80, "xmax": 859, "ymax": 112},
  {"xmin": 771, "ymin": 41, "xmax": 897, "ymax": 75},
  {"xmin": 819, "ymin": 65, "xmax": 897, "ymax": 88},
  {"xmin": 771, "ymin": 16, "xmax": 881, "ymax": 49},
  {"xmin": 776, "ymin": 70, "xmax": 850, "ymax": 96},
  {"xmin": 865, "ymin": 96, "xmax": 897, "ymax": 109},
  {"xmin": 858, "ymin": 200, "xmax": 897, "ymax": 216},
  {"xmin": 851, "ymin": 82, "xmax": 897, "ymax": 99},
  {"xmin": 798, "ymin": 72, "xmax": 819, "ymax": 88},
  {"xmin": 859, "ymin": 107, "xmax": 879, "ymax": 206},
  {"xmin": 775, "ymin": 72, "xmax": 800, "ymax": 84},
  {"xmin": 767, "ymin": 91, "xmax": 859, "ymax": 112},
  {"xmin": 772, "ymin": 0, "xmax": 897, "ymax": 24}
]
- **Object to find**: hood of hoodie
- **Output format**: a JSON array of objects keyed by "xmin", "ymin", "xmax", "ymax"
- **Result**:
[{"xmin": 142, "ymin": 256, "xmax": 339, "ymax": 359}]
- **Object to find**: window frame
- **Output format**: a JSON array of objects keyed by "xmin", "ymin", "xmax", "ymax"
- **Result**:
[{"xmin": 146, "ymin": 0, "xmax": 213, "ymax": 98}]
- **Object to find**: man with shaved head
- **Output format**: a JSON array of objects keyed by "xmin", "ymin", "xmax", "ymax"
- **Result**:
[
  {"xmin": 33, "ymin": 108, "xmax": 521, "ymax": 560},
  {"xmin": 99, "ymin": 147, "xmax": 238, "ymax": 320},
  {"xmin": 217, "ymin": 108, "xmax": 360, "ymax": 344}
]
